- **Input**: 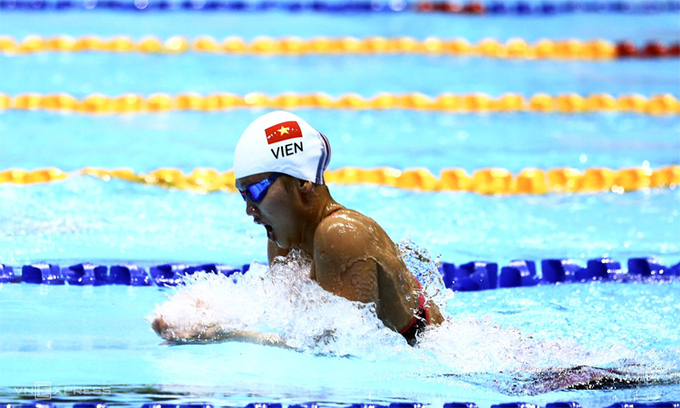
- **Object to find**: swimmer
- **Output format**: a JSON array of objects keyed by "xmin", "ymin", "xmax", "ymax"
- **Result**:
[{"xmin": 152, "ymin": 111, "xmax": 444, "ymax": 346}]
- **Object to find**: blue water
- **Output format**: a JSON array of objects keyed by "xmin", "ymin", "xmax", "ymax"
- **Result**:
[
  {"xmin": 1, "ymin": 110, "xmax": 679, "ymax": 173},
  {"xmin": 2, "ymin": 54, "xmax": 680, "ymax": 96},
  {"xmin": 1, "ymin": 277, "xmax": 679, "ymax": 406},
  {"xmin": 1, "ymin": 5, "xmax": 680, "ymax": 407},
  {"xmin": 0, "ymin": 177, "xmax": 678, "ymax": 266},
  {"xmin": 2, "ymin": 11, "xmax": 679, "ymax": 42}
]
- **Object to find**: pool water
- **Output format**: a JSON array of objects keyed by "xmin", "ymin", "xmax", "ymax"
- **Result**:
[
  {"xmin": 1, "ymin": 270, "xmax": 679, "ymax": 405},
  {"xmin": 1, "ymin": 175, "xmax": 679, "ymax": 266},
  {"xmin": 1, "ymin": 3, "xmax": 679, "ymax": 407}
]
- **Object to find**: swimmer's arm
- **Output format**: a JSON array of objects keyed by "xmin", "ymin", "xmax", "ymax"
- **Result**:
[
  {"xmin": 169, "ymin": 327, "xmax": 290, "ymax": 348},
  {"xmin": 152, "ymin": 317, "xmax": 291, "ymax": 348},
  {"xmin": 313, "ymin": 221, "xmax": 380, "ymax": 305}
]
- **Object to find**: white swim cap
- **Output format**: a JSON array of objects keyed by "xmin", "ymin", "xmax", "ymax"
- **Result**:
[{"xmin": 234, "ymin": 111, "xmax": 331, "ymax": 184}]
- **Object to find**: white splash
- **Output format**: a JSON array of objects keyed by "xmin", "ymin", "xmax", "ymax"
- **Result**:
[
  {"xmin": 148, "ymin": 249, "xmax": 408, "ymax": 356},
  {"xmin": 398, "ymin": 238, "xmax": 454, "ymax": 311},
  {"xmin": 148, "ymin": 241, "xmax": 673, "ymax": 395}
]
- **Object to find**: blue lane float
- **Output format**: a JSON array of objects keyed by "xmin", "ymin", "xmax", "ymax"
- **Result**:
[
  {"xmin": 245, "ymin": 404, "xmax": 282, "ymax": 408},
  {"xmin": 289, "ymin": 404, "xmax": 318, "ymax": 408},
  {"xmin": 1, "ymin": 257, "xmax": 678, "ymax": 289},
  {"xmin": 149, "ymin": 263, "xmax": 244, "ymax": 287},
  {"xmin": 1, "ymin": 0, "xmax": 678, "ymax": 13},
  {"xmin": 545, "ymin": 404, "xmax": 581, "ymax": 408},
  {"xmin": 110, "ymin": 264, "xmax": 153, "ymax": 286},
  {"xmin": 440, "ymin": 261, "xmax": 457, "ymax": 289},
  {"xmin": 149, "ymin": 263, "xmax": 189, "ymax": 287},
  {"xmin": 628, "ymin": 257, "xmax": 674, "ymax": 278},
  {"xmin": 451, "ymin": 261, "xmax": 498, "ymax": 291},
  {"xmin": 21, "ymin": 263, "xmax": 64, "ymax": 285},
  {"xmin": 586, "ymin": 258, "xmax": 622, "ymax": 280},
  {"xmin": 73, "ymin": 404, "xmax": 108, "ymax": 408},
  {"xmin": 21, "ymin": 403, "xmax": 59, "ymax": 408},
  {"xmin": 184, "ymin": 263, "xmax": 241, "ymax": 277},
  {"xmin": 62, "ymin": 263, "xmax": 109, "ymax": 285},
  {"xmin": 541, "ymin": 259, "xmax": 588, "ymax": 283},
  {"xmin": 443, "ymin": 404, "xmax": 478, "ymax": 408},
  {"xmin": 499, "ymin": 259, "xmax": 539, "ymax": 288},
  {"xmin": 0, "ymin": 263, "xmax": 16, "ymax": 283}
]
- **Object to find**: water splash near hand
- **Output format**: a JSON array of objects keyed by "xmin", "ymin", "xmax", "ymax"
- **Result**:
[
  {"xmin": 147, "ymin": 244, "xmax": 679, "ymax": 395},
  {"xmin": 148, "ymin": 249, "xmax": 407, "ymax": 355}
]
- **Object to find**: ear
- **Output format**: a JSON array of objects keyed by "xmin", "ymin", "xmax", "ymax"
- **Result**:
[{"xmin": 298, "ymin": 179, "xmax": 313, "ymax": 193}]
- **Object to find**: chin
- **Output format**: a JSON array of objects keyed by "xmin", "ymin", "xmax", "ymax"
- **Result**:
[
  {"xmin": 275, "ymin": 235, "xmax": 296, "ymax": 250},
  {"xmin": 273, "ymin": 237, "xmax": 287, "ymax": 249}
]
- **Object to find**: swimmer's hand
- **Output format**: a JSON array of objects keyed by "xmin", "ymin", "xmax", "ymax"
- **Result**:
[
  {"xmin": 151, "ymin": 316, "xmax": 290, "ymax": 348},
  {"xmin": 152, "ymin": 315, "xmax": 196, "ymax": 340}
]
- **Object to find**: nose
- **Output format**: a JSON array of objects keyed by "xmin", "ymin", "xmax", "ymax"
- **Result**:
[{"xmin": 245, "ymin": 199, "xmax": 259, "ymax": 216}]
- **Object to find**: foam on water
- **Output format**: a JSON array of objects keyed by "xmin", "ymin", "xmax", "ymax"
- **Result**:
[
  {"xmin": 147, "ymin": 242, "xmax": 680, "ymax": 395},
  {"xmin": 148, "ymin": 249, "xmax": 409, "ymax": 356}
]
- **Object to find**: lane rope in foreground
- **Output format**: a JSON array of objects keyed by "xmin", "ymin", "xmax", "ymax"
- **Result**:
[
  {"xmin": 1, "ymin": 165, "xmax": 678, "ymax": 194},
  {"xmin": 1, "ymin": 257, "xmax": 678, "ymax": 290},
  {"xmin": 2, "ymin": 35, "xmax": 678, "ymax": 59},
  {"xmin": 0, "ymin": 402, "xmax": 678, "ymax": 408},
  {"xmin": 2, "ymin": 0, "xmax": 679, "ymax": 14},
  {"xmin": 1, "ymin": 399, "xmax": 678, "ymax": 408},
  {"xmin": 3, "ymin": 92, "xmax": 680, "ymax": 115}
]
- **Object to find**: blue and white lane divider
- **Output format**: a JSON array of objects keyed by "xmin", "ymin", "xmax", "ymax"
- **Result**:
[
  {"xmin": 439, "ymin": 257, "xmax": 680, "ymax": 291},
  {"xmin": 10, "ymin": 399, "xmax": 680, "ymax": 408},
  {"xmin": 1, "ymin": 0, "xmax": 679, "ymax": 13},
  {"xmin": 0, "ymin": 257, "xmax": 678, "ymax": 288}
]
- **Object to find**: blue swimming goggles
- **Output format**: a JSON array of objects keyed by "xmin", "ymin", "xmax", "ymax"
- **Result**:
[{"xmin": 239, "ymin": 173, "xmax": 283, "ymax": 203}]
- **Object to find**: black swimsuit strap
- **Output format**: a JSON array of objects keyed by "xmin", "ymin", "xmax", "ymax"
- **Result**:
[{"xmin": 400, "ymin": 307, "xmax": 429, "ymax": 346}]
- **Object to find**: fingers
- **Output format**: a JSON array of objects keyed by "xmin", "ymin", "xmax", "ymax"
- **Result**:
[
  {"xmin": 152, "ymin": 316, "xmax": 175, "ymax": 339},
  {"xmin": 152, "ymin": 316, "xmax": 217, "ymax": 343},
  {"xmin": 151, "ymin": 316, "xmax": 164, "ymax": 335}
]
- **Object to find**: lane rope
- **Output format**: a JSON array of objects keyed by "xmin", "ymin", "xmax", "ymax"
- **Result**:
[
  {"xmin": 415, "ymin": 0, "xmax": 680, "ymax": 14},
  {"xmin": 2, "ymin": 92, "xmax": 679, "ymax": 115},
  {"xmin": 2, "ymin": 257, "xmax": 678, "ymax": 289},
  {"xmin": 1, "ymin": 0, "xmax": 679, "ymax": 14},
  {"xmin": 1, "ymin": 165, "xmax": 678, "ymax": 194},
  {"xmin": 1, "ymin": 35, "xmax": 678, "ymax": 59},
  {"xmin": 0, "ymin": 393, "xmax": 676, "ymax": 408}
]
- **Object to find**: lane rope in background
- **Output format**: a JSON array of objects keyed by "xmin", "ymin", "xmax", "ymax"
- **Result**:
[
  {"xmin": 1, "ymin": 165, "xmax": 678, "ymax": 194},
  {"xmin": 415, "ymin": 0, "xmax": 680, "ymax": 13},
  {"xmin": 1, "ymin": 35, "xmax": 678, "ymax": 59},
  {"xmin": 2, "ymin": 92, "xmax": 680, "ymax": 115},
  {"xmin": 1, "ymin": 0, "xmax": 679, "ymax": 14}
]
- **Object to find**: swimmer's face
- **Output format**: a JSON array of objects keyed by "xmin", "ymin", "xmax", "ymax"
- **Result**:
[{"xmin": 236, "ymin": 173, "xmax": 303, "ymax": 249}]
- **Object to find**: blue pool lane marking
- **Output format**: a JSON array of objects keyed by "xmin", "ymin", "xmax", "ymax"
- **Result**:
[
  {"xmin": 1, "ymin": 257, "xmax": 678, "ymax": 287},
  {"xmin": 19, "ymin": 263, "xmax": 65, "ymax": 285},
  {"xmin": 8, "ymin": 400, "xmax": 680, "ymax": 408}
]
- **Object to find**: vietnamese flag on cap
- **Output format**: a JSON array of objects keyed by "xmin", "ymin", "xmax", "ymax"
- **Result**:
[{"xmin": 265, "ymin": 121, "xmax": 303, "ymax": 145}]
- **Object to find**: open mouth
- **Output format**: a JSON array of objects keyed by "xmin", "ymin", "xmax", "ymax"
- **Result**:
[
  {"xmin": 254, "ymin": 218, "xmax": 275, "ymax": 242},
  {"xmin": 264, "ymin": 224, "xmax": 274, "ymax": 241}
]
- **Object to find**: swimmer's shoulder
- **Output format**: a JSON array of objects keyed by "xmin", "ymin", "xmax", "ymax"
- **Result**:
[
  {"xmin": 324, "ymin": 206, "xmax": 383, "ymax": 227},
  {"xmin": 314, "ymin": 206, "xmax": 389, "ymax": 257},
  {"xmin": 317, "ymin": 207, "xmax": 378, "ymax": 238}
]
